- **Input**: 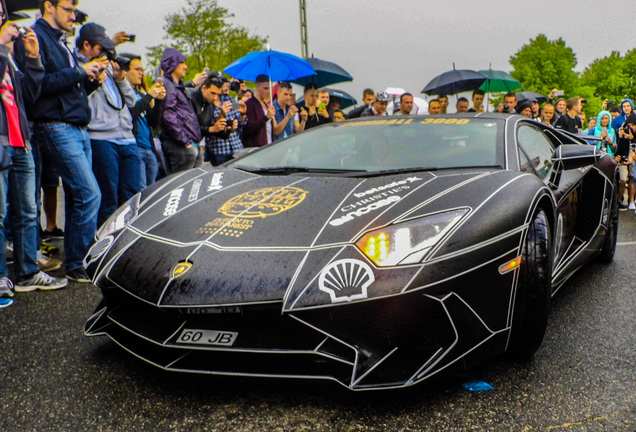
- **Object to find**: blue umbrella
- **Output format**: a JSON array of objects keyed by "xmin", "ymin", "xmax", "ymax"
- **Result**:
[
  {"xmin": 224, "ymin": 50, "xmax": 316, "ymax": 82},
  {"xmin": 421, "ymin": 68, "xmax": 487, "ymax": 96},
  {"xmin": 291, "ymin": 56, "xmax": 353, "ymax": 88}
]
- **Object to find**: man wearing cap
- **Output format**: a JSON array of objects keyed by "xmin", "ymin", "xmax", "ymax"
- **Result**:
[
  {"xmin": 361, "ymin": 92, "xmax": 390, "ymax": 116},
  {"xmin": 75, "ymin": 23, "xmax": 141, "ymax": 228},
  {"xmin": 16, "ymin": 0, "xmax": 109, "ymax": 283},
  {"xmin": 160, "ymin": 47, "xmax": 202, "ymax": 172}
]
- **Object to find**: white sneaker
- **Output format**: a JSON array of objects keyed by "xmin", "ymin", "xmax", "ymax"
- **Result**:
[
  {"xmin": 15, "ymin": 271, "xmax": 68, "ymax": 292},
  {"xmin": 628, "ymin": 202, "xmax": 635, "ymax": 210}
]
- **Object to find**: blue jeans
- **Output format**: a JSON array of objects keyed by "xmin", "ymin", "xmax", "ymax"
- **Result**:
[
  {"xmin": 210, "ymin": 153, "xmax": 233, "ymax": 166},
  {"xmin": 32, "ymin": 123, "xmax": 101, "ymax": 272},
  {"xmin": 138, "ymin": 145, "xmax": 158, "ymax": 190},
  {"xmin": 91, "ymin": 140, "xmax": 141, "ymax": 228},
  {"xmin": 0, "ymin": 146, "xmax": 39, "ymax": 279}
]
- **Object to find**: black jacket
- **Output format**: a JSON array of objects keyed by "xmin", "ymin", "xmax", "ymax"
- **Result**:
[
  {"xmin": 14, "ymin": 18, "xmax": 99, "ymax": 126},
  {"xmin": 0, "ymin": 44, "xmax": 44, "ymax": 148},
  {"xmin": 129, "ymin": 89, "xmax": 163, "ymax": 143}
]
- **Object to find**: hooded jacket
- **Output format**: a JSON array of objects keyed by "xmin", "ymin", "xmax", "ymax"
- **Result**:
[
  {"xmin": 590, "ymin": 110, "xmax": 616, "ymax": 155},
  {"xmin": 159, "ymin": 48, "xmax": 201, "ymax": 146},
  {"xmin": 611, "ymin": 98, "xmax": 634, "ymax": 131}
]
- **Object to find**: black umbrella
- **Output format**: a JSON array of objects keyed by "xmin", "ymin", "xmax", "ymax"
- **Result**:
[
  {"xmin": 8, "ymin": 11, "xmax": 29, "ymax": 21},
  {"xmin": 515, "ymin": 91, "xmax": 547, "ymax": 104},
  {"xmin": 4, "ymin": 0, "xmax": 39, "ymax": 13},
  {"xmin": 422, "ymin": 67, "xmax": 487, "ymax": 96},
  {"xmin": 296, "ymin": 87, "xmax": 357, "ymax": 110},
  {"xmin": 291, "ymin": 56, "xmax": 353, "ymax": 88}
]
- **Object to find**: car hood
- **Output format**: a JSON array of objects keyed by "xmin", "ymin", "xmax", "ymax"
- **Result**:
[{"xmin": 98, "ymin": 167, "xmax": 528, "ymax": 308}]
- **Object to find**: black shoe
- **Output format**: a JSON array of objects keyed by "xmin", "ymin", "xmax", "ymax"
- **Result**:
[
  {"xmin": 619, "ymin": 203, "xmax": 628, "ymax": 211},
  {"xmin": 66, "ymin": 267, "xmax": 91, "ymax": 283},
  {"xmin": 42, "ymin": 227, "xmax": 64, "ymax": 241}
]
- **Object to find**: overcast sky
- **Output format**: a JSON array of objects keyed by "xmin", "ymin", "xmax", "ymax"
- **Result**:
[{"xmin": 24, "ymin": 0, "xmax": 636, "ymax": 104}]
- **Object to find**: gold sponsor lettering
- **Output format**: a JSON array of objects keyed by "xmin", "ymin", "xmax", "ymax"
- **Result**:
[{"xmin": 218, "ymin": 187, "xmax": 308, "ymax": 218}]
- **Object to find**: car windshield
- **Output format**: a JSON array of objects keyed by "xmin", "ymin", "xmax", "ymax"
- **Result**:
[{"xmin": 231, "ymin": 117, "xmax": 505, "ymax": 175}]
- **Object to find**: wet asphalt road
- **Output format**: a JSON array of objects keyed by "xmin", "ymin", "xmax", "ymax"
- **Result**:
[{"xmin": 0, "ymin": 215, "xmax": 635, "ymax": 432}]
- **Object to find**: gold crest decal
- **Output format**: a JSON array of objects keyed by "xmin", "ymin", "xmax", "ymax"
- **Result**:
[
  {"xmin": 218, "ymin": 187, "xmax": 308, "ymax": 218},
  {"xmin": 172, "ymin": 261, "xmax": 193, "ymax": 279}
]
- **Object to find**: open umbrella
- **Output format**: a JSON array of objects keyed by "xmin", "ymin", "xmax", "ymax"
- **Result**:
[
  {"xmin": 291, "ymin": 56, "xmax": 353, "ymax": 87},
  {"xmin": 296, "ymin": 87, "xmax": 357, "ymax": 110},
  {"xmin": 478, "ymin": 69, "xmax": 523, "ymax": 93},
  {"xmin": 4, "ymin": 0, "xmax": 39, "ymax": 13},
  {"xmin": 515, "ymin": 91, "xmax": 547, "ymax": 104},
  {"xmin": 224, "ymin": 50, "xmax": 316, "ymax": 82},
  {"xmin": 421, "ymin": 67, "xmax": 487, "ymax": 96}
]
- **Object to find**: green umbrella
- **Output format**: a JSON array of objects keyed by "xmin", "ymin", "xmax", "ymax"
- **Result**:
[{"xmin": 477, "ymin": 69, "xmax": 523, "ymax": 93}]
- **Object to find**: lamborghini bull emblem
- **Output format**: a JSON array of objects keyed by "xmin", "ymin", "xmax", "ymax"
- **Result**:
[
  {"xmin": 218, "ymin": 187, "xmax": 308, "ymax": 218},
  {"xmin": 319, "ymin": 259, "xmax": 375, "ymax": 303},
  {"xmin": 172, "ymin": 261, "xmax": 193, "ymax": 279}
]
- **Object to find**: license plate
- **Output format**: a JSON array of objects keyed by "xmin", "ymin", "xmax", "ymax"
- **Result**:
[{"xmin": 176, "ymin": 329, "xmax": 238, "ymax": 346}]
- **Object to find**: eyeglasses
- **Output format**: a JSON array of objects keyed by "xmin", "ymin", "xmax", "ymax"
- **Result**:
[
  {"xmin": 0, "ymin": 12, "xmax": 7, "ymax": 21},
  {"xmin": 57, "ymin": 5, "xmax": 77, "ymax": 15}
]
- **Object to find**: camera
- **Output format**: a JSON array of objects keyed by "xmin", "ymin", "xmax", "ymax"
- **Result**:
[
  {"xmin": 128, "ymin": 34, "xmax": 136, "ymax": 43},
  {"xmin": 104, "ymin": 48, "xmax": 131, "ymax": 72},
  {"xmin": 606, "ymin": 100, "xmax": 615, "ymax": 106},
  {"xmin": 553, "ymin": 90, "xmax": 564, "ymax": 97},
  {"xmin": 230, "ymin": 80, "xmax": 242, "ymax": 92},
  {"xmin": 580, "ymin": 99, "xmax": 588, "ymax": 104},
  {"xmin": 503, "ymin": 104, "xmax": 510, "ymax": 112},
  {"xmin": 17, "ymin": 27, "xmax": 28, "ymax": 38}
]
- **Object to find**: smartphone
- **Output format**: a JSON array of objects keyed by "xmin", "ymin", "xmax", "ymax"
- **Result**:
[
  {"xmin": 231, "ymin": 102, "xmax": 241, "ymax": 111},
  {"xmin": 128, "ymin": 34, "xmax": 136, "ymax": 43},
  {"xmin": 318, "ymin": 102, "xmax": 326, "ymax": 110},
  {"xmin": 155, "ymin": 77, "xmax": 164, "ymax": 85},
  {"xmin": 554, "ymin": 90, "xmax": 564, "ymax": 97}
]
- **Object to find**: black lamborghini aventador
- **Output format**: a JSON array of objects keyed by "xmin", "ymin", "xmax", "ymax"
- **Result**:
[{"xmin": 84, "ymin": 114, "xmax": 618, "ymax": 390}]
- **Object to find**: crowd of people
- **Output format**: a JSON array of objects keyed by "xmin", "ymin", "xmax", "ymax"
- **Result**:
[{"xmin": 0, "ymin": 0, "xmax": 632, "ymax": 308}]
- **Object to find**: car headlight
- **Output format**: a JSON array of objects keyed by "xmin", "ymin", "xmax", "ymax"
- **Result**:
[
  {"xmin": 96, "ymin": 193, "xmax": 140, "ymax": 240},
  {"xmin": 355, "ymin": 209, "xmax": 469, "ymax": 266}
]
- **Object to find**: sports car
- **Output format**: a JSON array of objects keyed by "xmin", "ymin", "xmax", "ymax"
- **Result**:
[{"xmin": 84, "ymin": 114, "xmax": 618, "ymax": 391}]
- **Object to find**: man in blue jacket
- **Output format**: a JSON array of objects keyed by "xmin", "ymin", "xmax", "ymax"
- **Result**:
[{"xmin": 16, "ymin": 0, "xmax": 108, "ymax": 284}]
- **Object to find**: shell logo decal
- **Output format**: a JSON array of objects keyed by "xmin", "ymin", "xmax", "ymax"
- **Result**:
[
  {"xmin": 319, "ymin": 259, "xmax": 375, "ymax": 303},
  {"xmin": 218, "ymin": 187, "xmax": 308, "ymax": 218},
  {"xmin": 172, "ymin": 261, "xmax": 193, "ymax": 279}
]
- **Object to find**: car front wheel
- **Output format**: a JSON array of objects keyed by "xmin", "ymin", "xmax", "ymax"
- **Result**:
[{"xmin": 507, "ymin": 209, "xmax": 552, "ymax": 359}]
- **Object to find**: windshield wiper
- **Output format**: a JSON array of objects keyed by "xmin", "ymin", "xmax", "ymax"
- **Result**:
[
  {"xmin": 236, "ymin": 166, "xmax": 368, "ymax": 175},
  {"xmin": 356, "ymin": 167, "xmax": 439, "ymax": 177}
]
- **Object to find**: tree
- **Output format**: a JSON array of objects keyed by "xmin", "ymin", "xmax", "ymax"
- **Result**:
[
  {"xmin": 580, "ymin": 52, "xmax": 628, "ymax": 102},
  {"xmin": 509, "ymin": 34, "xmax": 579, "ymax": 97},
  {"xmin": 147, "ymin": 0, "xmax": 267, "ymax": 81}
]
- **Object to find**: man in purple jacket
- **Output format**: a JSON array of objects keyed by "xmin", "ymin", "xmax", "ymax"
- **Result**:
[{"xmin": 159, "ymin": 48, "xmax": 202, "ymax": 173}]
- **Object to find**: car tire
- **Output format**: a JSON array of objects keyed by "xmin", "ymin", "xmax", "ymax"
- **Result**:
[
  {"xmin": 597, "ymin": 178, "xmax": 619, "ymax": 263},
  {"xmin": 507, "ymin": 209, "xmax": 552, "ymax": 360}
]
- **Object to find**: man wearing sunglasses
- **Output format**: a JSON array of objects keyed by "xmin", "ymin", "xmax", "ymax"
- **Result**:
[{"xmin": 15, "ymin": 0, "xmax": 108, "ymax": 284}]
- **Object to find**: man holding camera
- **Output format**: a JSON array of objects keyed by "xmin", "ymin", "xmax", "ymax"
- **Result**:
[
  {"xmin": 75, "ymin": 23, "xmax": 140, "ymax": 228},
  {"xmin": 496, "ymin": 92, "xmax": 517, "ymax": 114},
  {"xmin": 17, "ymin": 0, "xmax": 108, "ymax": 283},
  {"xmin": 190, "ymin": 74, "xmax": 246, "ymax": 166},
  {"xmin": 0, "ymin": 7, "xmax": 70, "ymax": 304},
  {"xmin": 614, "ymin": 113, "xmax": 636, "ymax": 210}
]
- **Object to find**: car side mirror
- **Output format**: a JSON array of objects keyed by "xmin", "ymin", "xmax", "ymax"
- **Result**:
[{"xmin": 548, "ymin": 144, "xmax": 601, "ymax": 188}]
